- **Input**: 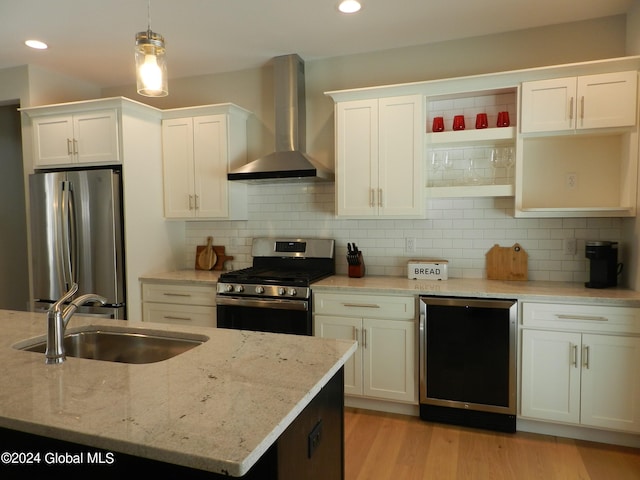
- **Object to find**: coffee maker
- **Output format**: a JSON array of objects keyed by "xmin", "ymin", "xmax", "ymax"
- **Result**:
[{"xmin": 585, "ymin": 241, "xmax": 622, "ymax": 288}]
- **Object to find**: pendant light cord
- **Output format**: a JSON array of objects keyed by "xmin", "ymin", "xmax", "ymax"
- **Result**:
[{"xmin": 147, "ymin": 0, "xmax": 152, "ymax": 32}]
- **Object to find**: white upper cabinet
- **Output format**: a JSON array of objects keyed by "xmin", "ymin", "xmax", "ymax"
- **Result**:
[
  {"xmin": 517, "ymin": 70, "xmax": 639, "ymax": 217},
  {"xmin": 161, "ymin": 104, "xmax": 250, "ymax": 220},
  {"xmin": 521, "ymin": 71, "xmax": 638, "ymax": 133},
  {"xmin": 162, "ymin": 117, "xmax": 197, "ymax": 218},
  {"xmin": 30, "ymin": 109, "xmax": 120, "ymax": 167},
  {"xmin": 333, "ymin": 95, "xmax": 424, "ymax": 218}
]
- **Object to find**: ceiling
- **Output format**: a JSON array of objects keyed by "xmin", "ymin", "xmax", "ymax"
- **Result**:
[{"xmin": 0, "ymin": 0, "xmax": 635, "ymax": 89}]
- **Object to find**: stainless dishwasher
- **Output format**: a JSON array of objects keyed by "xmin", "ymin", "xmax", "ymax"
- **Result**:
[{"xmin": 419, "ymin": 296, "xmax": 517, "ymax": 432}]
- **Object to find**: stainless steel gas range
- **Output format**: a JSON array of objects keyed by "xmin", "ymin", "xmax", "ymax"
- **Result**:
[{"xmin": 216, "ymin": 238, "xmax": 335, "ymax": 335}]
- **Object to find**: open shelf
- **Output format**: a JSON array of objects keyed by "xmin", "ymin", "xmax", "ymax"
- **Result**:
[
  {"xmin": 427, "ymin": 184, "xmax": 514, "ymax": 198},
  {"xmin": 516, "ymin": 133, "xmax": 637, "ymax": 217},
  {"xmin": 427, "ymin": 126, "xmax": 516, "ymax": 146}
]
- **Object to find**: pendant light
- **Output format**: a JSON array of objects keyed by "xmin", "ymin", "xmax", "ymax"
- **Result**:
[{"xmin": 135, "ymin": 0, "xmax": 168, "ymax": 97}]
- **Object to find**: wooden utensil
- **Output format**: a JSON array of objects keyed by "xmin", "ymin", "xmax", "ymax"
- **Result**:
[
  {"xmin": 486, "ymin": 243, "xmax": 528, "ymax": 281},
  {"xmin": 196, "ymin": 236, "xmax": 217, "ymax": 270}
]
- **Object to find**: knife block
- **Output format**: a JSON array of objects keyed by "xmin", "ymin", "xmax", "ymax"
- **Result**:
[{"xmin": 348, "ymin": 253, "xmax": 366, "ymax": 278}]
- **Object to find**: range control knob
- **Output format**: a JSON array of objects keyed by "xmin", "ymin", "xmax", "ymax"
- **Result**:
[
  {"xmin": 234, "ymin": 285, "xmax": 244, "ymax": 293},
  {"xmin": 255, "ymin": 286, "xmax": 265, "ymax": 294},
  {"xmin": 224, "ymin": 284, "xmax": 234, "ymax": 293},
  {"xmin": 277, "ymin": 287, "xmax": 286, "ymax": 296},
  {"xmin": 287, "ymin": 288, "xmax": 297, "ymax": 297}
]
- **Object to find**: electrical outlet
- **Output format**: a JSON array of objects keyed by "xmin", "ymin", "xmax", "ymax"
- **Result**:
[
  {"xmin": 307, "ymin": 420, "xmax": 323, "ymax": 458},
  {"xmin": 563, "ymin": 238, "xmax": 577, "ymax": 255},
  {"xmin": 566, "ymin": 173, "xmax": 578, "ymax": 190},
  {"xmin": 405, "ymin": 237, "xmax": 416, "ymax": 253}
]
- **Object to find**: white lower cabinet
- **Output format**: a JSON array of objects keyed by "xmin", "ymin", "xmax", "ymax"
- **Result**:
[
  {"xmin": 314, "ymin": 293, "xmax": 417, "ymax": 404},
  {"xmin": 521, "ymin": 302, "xmax": 640, "ymax": 434},
  {"xmin": 142, "ymin": 282, "xmax": 217, "ymax": 328}
]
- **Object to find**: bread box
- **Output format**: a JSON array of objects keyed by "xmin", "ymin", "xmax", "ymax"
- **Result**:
[{"xmin": 407, "ymin": 260, "xmax": 448, "ymax": 280}]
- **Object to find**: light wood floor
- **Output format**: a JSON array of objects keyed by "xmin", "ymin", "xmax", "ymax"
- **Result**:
[{"xmin": 344, "ymin": 408, "xmax": 640, "ymax": 480}]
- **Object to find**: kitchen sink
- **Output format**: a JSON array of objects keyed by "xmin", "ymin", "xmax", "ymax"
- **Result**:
[{"xmin": 14, "ymin": 327, "xmax": 208, "ymax": 364}]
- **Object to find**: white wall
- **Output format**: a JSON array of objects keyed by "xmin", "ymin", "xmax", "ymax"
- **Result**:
[
  {"xmin": 184, "ymin": 183, "xmax": 621, "ymax": 283},
  {"xmin": 627, "ymin": 3, "xmax": 640, "ymax": 55},
  {"xmin": 26, "ymin": 65, "xmax": 100, "ymax": 109},
  {"xmin": 0, "ymin": 105, "xmax": 29, "ymax": 310}
]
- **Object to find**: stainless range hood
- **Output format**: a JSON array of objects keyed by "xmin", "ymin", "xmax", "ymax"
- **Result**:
[{"xmin": 228, "ymin": 54, "xmax": 334, "ymax": 183}]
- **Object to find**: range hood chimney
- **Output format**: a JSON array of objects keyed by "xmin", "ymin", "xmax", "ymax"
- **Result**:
[{"xmin": 228, "ymin": 54, "xmax": 334, "ymax": 183}]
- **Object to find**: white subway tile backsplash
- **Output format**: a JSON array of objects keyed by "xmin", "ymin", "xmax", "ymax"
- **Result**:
[{"xmin": 183, "ymin": 183, "xmax": 622, "ymax": 283}]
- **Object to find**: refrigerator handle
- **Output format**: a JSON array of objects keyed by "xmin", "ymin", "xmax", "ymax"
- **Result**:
[
  {"xmin": 60, "ymin": 181, "xmax": 75, "ymax": 290},
  {"xmin": 68, "ymin": 182, "xmax": 79, "ymax": 286}
]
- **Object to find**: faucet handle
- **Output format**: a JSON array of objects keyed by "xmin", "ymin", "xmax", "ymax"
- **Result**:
[{"xmin": 50, "ymin": 283, "xmax": 79, "ymax": 312}]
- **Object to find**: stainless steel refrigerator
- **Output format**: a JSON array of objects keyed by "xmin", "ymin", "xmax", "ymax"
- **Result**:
[{"xmin": 29, "ymin": 168, "xmax": 126, "ymax": 319}]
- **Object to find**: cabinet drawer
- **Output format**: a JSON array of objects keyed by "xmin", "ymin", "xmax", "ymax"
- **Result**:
[
  {"xmin": 522, "ymin": 302, "xmax": 640, "ymax": 334},
  {"xmin": 314, "ymin": 293, "xmax": 414, "ymax": 320},
  {"xmin": 142, "ymin": 283, "xmax": 216, "ymax": 306},
  {"xmin": 143, "ymin": 303, "xmax": 216, "ymax": 328}
]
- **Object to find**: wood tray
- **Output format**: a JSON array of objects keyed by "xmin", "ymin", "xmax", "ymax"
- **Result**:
[
  {"xmin": 486, "ymin": 243, "xmax": 528, "ymax": 281},
  {"xmin": 195, "ymin": 245, "xmax": 234, "ymax": 271}
]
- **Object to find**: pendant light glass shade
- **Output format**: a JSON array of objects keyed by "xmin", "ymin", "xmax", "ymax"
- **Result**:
[{"xmin": 135, "ymin": 29, "xmax": 168, "ymax": 97}]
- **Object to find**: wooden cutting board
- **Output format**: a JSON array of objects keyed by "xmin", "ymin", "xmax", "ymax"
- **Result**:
[
  {"xmin": 196, "ymin": 236, "xmax": 216, "ymax": 270},
  {"xmin": 195, "ymin": 245, "xmax": 234, "ymax": 271},
  {"xmin": 486, "ymin": 243, "xmax": 528, "ymax": 281}
]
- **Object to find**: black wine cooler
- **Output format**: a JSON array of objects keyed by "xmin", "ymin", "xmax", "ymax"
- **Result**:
[{"xmin": 419, "ymin": 297, "xmax": 517, "ymax": 433}]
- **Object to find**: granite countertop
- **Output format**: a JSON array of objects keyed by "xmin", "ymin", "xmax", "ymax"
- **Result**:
[
  {"xmin": 312, "ymin": 276, "xmax": 640, "ymax": 306},
  {"xmin": 0, "ymin": 310, "xmax": 356, "ymax": 476},
  {"xmin": 140, "ymin": 270, "xmax": 640, "ymax": 307},
  {"xmin": 139, "ymin": 269, "xmax": 223, "ymax": 284}
]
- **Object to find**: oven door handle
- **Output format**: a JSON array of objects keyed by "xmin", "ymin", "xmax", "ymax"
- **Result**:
[{"xmin": 216, "ymin": 296, "xmax": 309, "ymax": 311}]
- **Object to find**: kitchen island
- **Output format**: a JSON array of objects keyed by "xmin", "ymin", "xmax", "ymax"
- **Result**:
[{"xmin": 0, "ymin": 310, "xmax": 356, "ymax": 478}]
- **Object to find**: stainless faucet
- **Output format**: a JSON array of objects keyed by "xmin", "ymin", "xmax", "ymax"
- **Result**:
[{"xmin": 45, "ymin": 283, "xmax": 107, "ymax": 364}]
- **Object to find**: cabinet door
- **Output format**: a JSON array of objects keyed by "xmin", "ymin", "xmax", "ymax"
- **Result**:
[
  {"xmin": 193, "ymin": 115, "xmax": 229, "ymax": 218},
  {"xmin": 363, "ymin": 318, "xmax": 416, "ymax": 403},
  {"xmin": 581, "ymin": 334, "xmax": 640, "ymax": 433},
  {"xmin": 142, "ymin": 282, "xmax": 217, "ymax": 306},
  {"xmin": 577, "ymin": 71, "xmax": 638, "ymax": 130},
  {"xmin": 521, "ymin": 329, "xmax": 581, "ymax": 424},
  {"xmin": 143, "ymin": 302, "xmax": 217, "ymax": 328},
  {"xmin": 521, "ymin": 77, "xmax": 576, "ymax": 133},
  {"xmin": 335, "ymin": 99, "xmax": 378, "ymax": 217},
  {"xmin": 32, "ymin": 115, "xmax": 74, "ymax": 166},
  {"xmin": 315, "ymin": 315, "xmax": 363, "ymax": 396},
  {"xmin": 378, "ymin": 95, "xmax": 423, "ymax": 217},
  {"xmin": 73, "ymin": 109, "xmax": 119, "ymax": 164},
  {"xmin": 162, "ymin": 117, "xmax": 196, "ymax": 218}
]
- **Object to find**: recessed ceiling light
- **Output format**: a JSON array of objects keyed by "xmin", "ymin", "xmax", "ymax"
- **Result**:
[
  {"xmin": 25, "ymin": 39, "xmax": 48, "ymax": 50},
  {"xmin": 338, "ymin": 0, "xmax": 362, "ymax": 14}
]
